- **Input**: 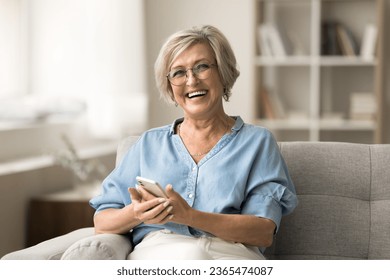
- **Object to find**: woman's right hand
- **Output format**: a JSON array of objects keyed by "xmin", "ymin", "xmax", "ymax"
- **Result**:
[{"xmin": 128, "ymin": 187, "xmax": 173, "ymax": 225}]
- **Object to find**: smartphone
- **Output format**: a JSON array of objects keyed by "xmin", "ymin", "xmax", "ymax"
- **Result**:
[{"xmin": 135, "ymin": 176, "xmax": 168, "ymax": 198}]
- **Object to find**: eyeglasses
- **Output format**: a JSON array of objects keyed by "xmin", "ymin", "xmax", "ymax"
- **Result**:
[{"xmin": 166, "ymin": 63, "xmax": 216, "ymax": 86}]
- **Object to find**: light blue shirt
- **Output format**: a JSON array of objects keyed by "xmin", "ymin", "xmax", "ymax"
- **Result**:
[{"xmin": 90, "ymin": 116, "xmax": 298, "ymax": 247}]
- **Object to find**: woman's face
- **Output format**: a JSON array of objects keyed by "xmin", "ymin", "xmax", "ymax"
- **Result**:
[{"xmin": 169, "ymin": 43, "xmax": 225, "ymax": 119}]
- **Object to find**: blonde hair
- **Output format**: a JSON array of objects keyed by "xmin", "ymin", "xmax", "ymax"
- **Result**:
[{"xmin": 154, "ymin": 25, "xmax": 240, "ymax": 104}]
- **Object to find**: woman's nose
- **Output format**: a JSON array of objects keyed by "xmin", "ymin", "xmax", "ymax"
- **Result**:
[{"xmin": 186, "ymin": 70, "xmax": 199, "ymax": 86}]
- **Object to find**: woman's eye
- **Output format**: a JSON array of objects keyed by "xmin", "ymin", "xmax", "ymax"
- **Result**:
[
  {"xmin": 171, "ymin": 69, "xmax": 186, "ymax": 78},
  {"xmin": 195, "ymin": 63, "xmax": 210, "ymax": 72}
]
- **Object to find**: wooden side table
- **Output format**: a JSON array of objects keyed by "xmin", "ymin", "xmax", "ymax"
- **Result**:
[{"xmin": 26, "ymin": 186, "xmax": 99, "ymax": 247}]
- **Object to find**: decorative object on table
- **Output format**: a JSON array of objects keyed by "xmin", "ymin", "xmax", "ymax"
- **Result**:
[{"xmin": 52, "ymin": 134, "xmax": 107, "ymax": 194}]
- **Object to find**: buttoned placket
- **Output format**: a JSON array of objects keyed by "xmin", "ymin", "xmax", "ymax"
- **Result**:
[
  {"xmin": 186, "ymin": 164, "xmax": 198, "ymax": 206},
  {"xmin": 173, "ymin": 129, "xmax": 236, "ymax": 206},
  {"xmin": 171, "ymin": 117, "xmax": 240, "ymax": 208}
]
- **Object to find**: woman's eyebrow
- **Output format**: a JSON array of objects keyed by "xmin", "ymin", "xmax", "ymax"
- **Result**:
[{"xmin": 170, "ymin": 58, "xmax": 212, "ymax": 69}]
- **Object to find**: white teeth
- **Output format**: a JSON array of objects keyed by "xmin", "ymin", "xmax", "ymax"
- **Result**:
[{"xmin": 188, "ymin": 91, "xmax": 207, "ymax": 98}]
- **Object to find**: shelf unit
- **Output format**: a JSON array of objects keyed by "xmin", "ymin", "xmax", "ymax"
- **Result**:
[{"xmin": 253, "ymin": 0, "xmax": 384, "ymax": 143}]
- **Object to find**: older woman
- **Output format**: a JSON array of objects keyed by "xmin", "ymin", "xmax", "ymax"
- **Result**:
[{"xmin": 90, "ymin": 25, "xmax": 298, "ymax": 260}]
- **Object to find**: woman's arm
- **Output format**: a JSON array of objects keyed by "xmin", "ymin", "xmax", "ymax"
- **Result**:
[
  {"xmin": 137, "ymin": 185, "xmax": 276, "ymax": 247},
  {"xmin": 185, "ymin": 211, "xmax": 276, "ymax": 247},
  {"xmin": 93, "ymin": 188, "xmax": 172, "ymax": 234}
]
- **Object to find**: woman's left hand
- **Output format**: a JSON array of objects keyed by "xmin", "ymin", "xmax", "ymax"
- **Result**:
[
  {"xmin": 164, "ymin": 184, "xmax": 194, "ymax": 225},
  {"xmin": 138, "ymin": 184, "xmax": 193, "ymax": 225}
]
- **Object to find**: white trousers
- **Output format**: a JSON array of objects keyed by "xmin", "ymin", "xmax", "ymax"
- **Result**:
[{"xmin": 128, "ymin": 230, "xmax": 265, "ymax": 260}]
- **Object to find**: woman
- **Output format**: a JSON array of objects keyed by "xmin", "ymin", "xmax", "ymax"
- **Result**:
[{"xmin": 90, "ymin": 25, "xmax": 298, "ymax": 260}]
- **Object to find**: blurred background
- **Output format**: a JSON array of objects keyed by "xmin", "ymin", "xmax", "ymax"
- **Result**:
[{"xmin": 0, "ymin": 0, "xmax": 389, "ymax": 257}]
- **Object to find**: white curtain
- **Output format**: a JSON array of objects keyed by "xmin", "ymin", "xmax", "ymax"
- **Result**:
[
  {"xmin": 1, "ymin": 0, "xmax": 147, "ymax": 138},
  {"xmin": 0, "ymin": 0, "xmax": 27, "ymax": 98}
]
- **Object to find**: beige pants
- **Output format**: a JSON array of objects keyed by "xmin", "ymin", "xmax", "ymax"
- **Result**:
[{"xmin": 128, "ymin": 230, "xmax": 265, "ymax": 260}]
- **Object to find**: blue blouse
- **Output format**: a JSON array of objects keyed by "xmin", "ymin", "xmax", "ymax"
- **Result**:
[{"xmin": 90, "ymin": 116, "xmax": 298, "ymax": 247}]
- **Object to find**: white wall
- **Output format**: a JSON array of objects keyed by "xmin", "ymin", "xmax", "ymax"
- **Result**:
[{"xmin": 145, "ymin": 0, "xmax": 256, "ymax": 128}]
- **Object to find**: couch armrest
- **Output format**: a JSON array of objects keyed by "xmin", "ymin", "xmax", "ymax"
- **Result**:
[
  {"xmin": 1, "ymin": 227, "xmax": 95, "ymax": 260},
  {"xmin": 61, "ymin": 232, "xmax": 133, "ymax": 260}
]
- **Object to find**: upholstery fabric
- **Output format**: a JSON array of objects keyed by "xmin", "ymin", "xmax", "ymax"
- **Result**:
[
  {"xmin": 368, "ymin": 145, "xmax": 390, "ymax": 259},
  {"xmin": 1, "ymin": 228, "xmax": 95, "ymax": 260},
  {"xmin": 61, "ymin": 233, "xmax": 133, "ymax": 260},
  {"xmin": 265, "ymin": 142, "xmax": 390, "ymax": 260}
]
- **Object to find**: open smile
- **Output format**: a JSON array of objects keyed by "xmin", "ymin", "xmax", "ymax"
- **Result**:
[{"xmin": 187, "ymin": 90, "xmax": 207, "ymax": 99}]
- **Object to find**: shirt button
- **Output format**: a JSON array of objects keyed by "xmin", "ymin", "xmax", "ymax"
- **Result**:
[
  {"xmin": 188, "ymin": 193, "xmax": 194, "ymax": 198},
  {"xmin": 192, "ymin": 167, "xmax": 196, "ymax": 171}
]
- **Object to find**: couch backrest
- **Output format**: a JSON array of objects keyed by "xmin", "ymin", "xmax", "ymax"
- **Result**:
[
  {"xmin": 116, "ymin": 137, "xmax": 390, "ymax": 259},
  {"xmin": 265, "ymin": 142, "xmax": 390, "ymax": 260},
  {"xmin": 115, "ymin": 136, "xmax": 140, "ymax": 166}
]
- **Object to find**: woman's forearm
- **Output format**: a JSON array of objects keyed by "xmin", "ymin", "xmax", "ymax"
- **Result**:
[
  {"xmin": 185, "ymin": 210, "xmax": 276, "ymax": 247},
  {"xmin": 93, "ymin": 205, "xmax": 141, "ymax": 234}
]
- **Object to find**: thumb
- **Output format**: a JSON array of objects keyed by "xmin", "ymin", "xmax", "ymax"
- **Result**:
[
  {"xmin": 128, "ymin": 187, "xmax": 141, "ymax": 202},
  {"xmin": 165, "ymin": 184, "xmax": 175, "ymax": 196}
]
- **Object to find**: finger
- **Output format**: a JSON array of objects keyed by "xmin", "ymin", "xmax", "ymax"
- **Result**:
[
  {"xmin": 137, "ymin": 198, "xmax": 168, "ymax": 212},
  {"xmin": 158, "ymin": 213, "xmax": 174, "ymax": 224},
  {"xmin": 165, "ymin": 184, "xmax": 175, "ymax": 197},
  {"xmin": 141, "ymin": 200, "xmax": 170, "ymax": 223},
  {"xmin": 128, "ymin": 187, "xmax": 142, "ymax": 202},
  {"xmin": 145, "ymin": 205, "xmax": 174, "ymax": 225},
  {"xmin": 133, "ymin": 198, "xmax": 166, "ymax": 222}
]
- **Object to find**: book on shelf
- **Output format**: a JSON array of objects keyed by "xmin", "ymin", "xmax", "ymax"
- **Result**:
[
  {"xmin": 349, "ymin": 92, "xmax": 376, "ymax": 120},
  {"xmin": 260, "ymin": 88, "xmax": 275, "ymax": 119},
  {"xmin": 335, "ymin": 23, "xmax": 359, "ymax": 56},
  {"xmin": 260, "ymin": 87, "xmax": 286, "ymax": 119},
  {"xmin": 321, "ymin": 21, "xmax": 358, "ymax": 56},
  {"xmin": 360, "ymin": 23, "xmax": 378, "ymax": 60},
  {"xmin": 257, "ymin": 23, "xmax": 290, "ymax": 57},
  {"xmin": 257, "ymin": 24, "xmax": 273, "ymax": 57},
  {"xmin": 321, "ymin": 21, "xmax": 342, "ymax": 55}
]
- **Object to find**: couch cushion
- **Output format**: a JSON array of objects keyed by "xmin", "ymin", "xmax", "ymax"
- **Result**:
[
  {"xmin": 368, "ymin": 145, "xmax": 390, "ymax": 259},
  {"xmin": 61, "ymin": 233, "xmax": 133, "ymax": 260},
  {"xmin": 266, "ymin": 142, "xmax": 386, "ymax": 259},
  {"xmin": 1, "ymin": 228, "xmax": 95, "ymax": 260}
]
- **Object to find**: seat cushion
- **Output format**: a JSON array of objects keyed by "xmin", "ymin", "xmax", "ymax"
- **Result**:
[{"xmin": 61, "ymin": 233, "xmax": 133, "ymax": 260}]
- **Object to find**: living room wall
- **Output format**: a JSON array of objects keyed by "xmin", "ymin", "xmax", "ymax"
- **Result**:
[{"xmin": 145, "ymin": 0, "xmax": 390, "ymax": 143}]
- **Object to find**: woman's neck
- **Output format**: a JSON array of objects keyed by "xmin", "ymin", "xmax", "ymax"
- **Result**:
[
  {"xmin": 177, "ymin": 114, "xmax": 234, "ymax": 162},
  {"xmin": 180, "ymin": 113, "xmax": 232, "ymax": 135}
]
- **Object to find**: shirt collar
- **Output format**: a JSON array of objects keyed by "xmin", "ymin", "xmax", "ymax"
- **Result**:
[
  {"xmin": 169, "ymin": 116, "xmax": 244, "ymax": 135},
  {"xmin": 231, "ymin": 116, "xmax": 244, "ymax": 132}
]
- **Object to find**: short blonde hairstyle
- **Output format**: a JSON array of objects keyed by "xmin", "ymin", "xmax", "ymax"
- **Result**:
[{"xmin": 154, "ymin": 25, "xmax": 240, "ymax": 104}]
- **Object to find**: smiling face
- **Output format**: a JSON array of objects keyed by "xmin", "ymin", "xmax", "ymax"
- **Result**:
[{"xmin": 169, "ymin": 43, "xmax": 226, "ymax": 120}]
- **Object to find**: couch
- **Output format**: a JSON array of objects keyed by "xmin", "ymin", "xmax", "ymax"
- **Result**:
[{"xmin": 2, "ymin": 138, "xmax": 390, "ymax": 260}]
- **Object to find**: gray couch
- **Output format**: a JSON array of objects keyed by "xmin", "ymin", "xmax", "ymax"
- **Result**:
[{"xmin": 2, "ymin": 138, "xmax": 390, "ymax": 260}]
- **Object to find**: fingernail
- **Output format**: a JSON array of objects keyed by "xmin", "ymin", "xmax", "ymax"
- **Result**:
[
  {"xmin": 158, "ymin": 198, "xmax": 166, "ymax": 203},
  {"xmin": 166, "ymin": 206, "xmax": 173, "ymax": 213},
  {"xmin": 169, "ymin": 214, "xmax": 174, "ymax": 220},
  {"xmin": 163, "ymin": 201, "xmax": 170, "ymax": 207}
]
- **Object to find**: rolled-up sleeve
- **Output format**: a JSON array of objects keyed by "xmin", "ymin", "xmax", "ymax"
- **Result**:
[
  {"xmin": 241, "ymin": 129, "xmax": 298, "ymax": 230},
  {"xmin": 242, "ymin": 184, "xmax": 298, "ymax": 230},
  {"xmin": 89, "ymin": 140, "xmax": 141, "ymax": 214},
  {"xmin": 89, "ymin": 178, "xmax": 125, "ymax": 213}
]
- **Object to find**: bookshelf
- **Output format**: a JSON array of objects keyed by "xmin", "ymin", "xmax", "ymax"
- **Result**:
[{"xmin": 253, "ymin": 0, "xmax": 384, "ymax": 143}]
